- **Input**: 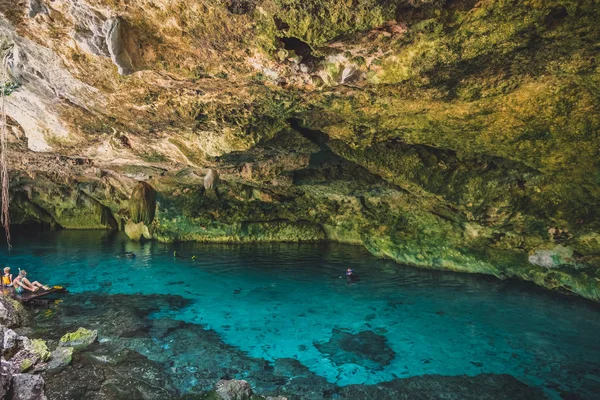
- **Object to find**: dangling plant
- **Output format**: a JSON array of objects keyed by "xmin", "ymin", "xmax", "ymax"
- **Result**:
[
  {"xmin": 0, "ymin": 54, "xmax": 11, "ymax": 249},
  {"xmin": 129, "ymin": 182, "xmax": 156, "ymax": 226}
]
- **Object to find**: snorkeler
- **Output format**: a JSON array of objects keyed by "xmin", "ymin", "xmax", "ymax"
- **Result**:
[
  {"xmin": 117, "ymin": 252, "xmax": 136, "ymax": 258},
  {"xmin": 13, "ymin": 270, "xmax": 49, "ymax": 294},
  {"xmin": 340, "ymin": 268, "xmax": 359, "ymax": 283}
]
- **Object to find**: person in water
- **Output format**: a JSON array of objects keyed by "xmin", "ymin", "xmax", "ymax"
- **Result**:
[
  {"xmin": 2, "ymin": 267, "xmax": 13, "ymax": 286},
  {"xmin": 341, "ymin": 268, "xmax": 359, "ymax": 283},
  {"xmin": 13, "ymin": 270, "xmax": 49, "ymax": 294}
]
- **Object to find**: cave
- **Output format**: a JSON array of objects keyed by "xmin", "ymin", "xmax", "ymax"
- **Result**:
[{"xmin": 0, "ymin": 1, "xmax": 599, "ymax": 399}]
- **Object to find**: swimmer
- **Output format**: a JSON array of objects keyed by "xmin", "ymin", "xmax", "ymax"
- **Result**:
[{"xmin": 343, "ymin": 268, "xmax": 359, "ymax": 283}]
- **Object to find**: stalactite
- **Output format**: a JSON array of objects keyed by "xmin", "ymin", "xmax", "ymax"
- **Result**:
[
  {"xmin": 129, "ymin": 182, "xmax": 156, "ymax": 226},
  {"xmin": 0, "ymin": 54, "xmax": 11, "ymax": 249}
]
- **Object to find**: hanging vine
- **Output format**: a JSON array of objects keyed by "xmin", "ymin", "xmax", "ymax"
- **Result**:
[{"xmin": 1, "ymin": 53, "xmax": 11, "ymax": 249}]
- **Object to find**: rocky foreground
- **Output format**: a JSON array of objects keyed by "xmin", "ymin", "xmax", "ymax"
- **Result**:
[
  {"xmin": 0, "ymin": 294, "xmax": 552, "ymax": 400},
  {"xmin": 1, "ymin": 1, "xmax": 599, "ymax": 302}
]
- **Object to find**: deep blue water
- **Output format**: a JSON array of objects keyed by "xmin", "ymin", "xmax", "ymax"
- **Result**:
[{"xmin": 2, "ymin": 230, "xmax": 600, "ymax": 399}]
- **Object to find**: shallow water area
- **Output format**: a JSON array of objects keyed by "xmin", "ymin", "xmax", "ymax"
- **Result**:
[{"xmin": 3, "ymin": 230, "xmax": 600, "ymax": 399}]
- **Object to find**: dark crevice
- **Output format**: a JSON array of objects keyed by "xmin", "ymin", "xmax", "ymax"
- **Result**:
[
  {"xmin": 279, "ymin": 37, "xmax": 322, "ymax": 65},
  {"xmin": 225, "ymin": 0, "xmax": 258, "ymax": 15},
  {"xmin": 288, "ymin": 118, "xmax": 330, "ymax": 149}
]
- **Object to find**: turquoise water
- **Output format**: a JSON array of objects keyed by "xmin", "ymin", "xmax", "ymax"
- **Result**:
[{"xmin": 3, "ymin": 230, "xmax": 600, "ymax": 399}]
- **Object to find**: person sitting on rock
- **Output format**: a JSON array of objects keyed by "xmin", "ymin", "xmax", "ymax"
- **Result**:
[
  {"xmin": 2, "ymin": 266, "xmax": 13, "ymax": 287},
  {"xmin": 13, "ymin": 270, "xmax": 49, "ymax": 294}
]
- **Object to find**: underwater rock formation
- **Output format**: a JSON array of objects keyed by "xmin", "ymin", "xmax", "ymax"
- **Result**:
[
  {"xmin": 315, "ymin": 329, "xmax": 396, "ymax": 369},
  {"xmin": 0, "ymin": 0, "xmax": 599, "ymax": 301},
  {"xmin": 24, "ymin": 291, "xmax": 551, "ymax": 400},
  {"xmin": 58, "ymin": 327, "xmax": 98, "ymax": 350}
]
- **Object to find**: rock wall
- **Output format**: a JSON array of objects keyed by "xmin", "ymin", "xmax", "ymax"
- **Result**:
[{"xmin": 0, "ymin": 0, "xmax": 598, "ymax": 301}]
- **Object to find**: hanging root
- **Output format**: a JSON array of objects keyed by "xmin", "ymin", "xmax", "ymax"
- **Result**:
[{"xmin": 0, "ymin": 53, "xmax": 11, "ymax": 249}]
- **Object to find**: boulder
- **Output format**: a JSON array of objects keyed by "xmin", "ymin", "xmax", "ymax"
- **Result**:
[
  {"xmin": 0, "ymin": 295, "xmax": 27, "ymax": 327},
  {"xmin": 11, "ymin": 338, "xmax": 51, "ymax": 372},
  {"xmin": 125, "ymin": 219, "xmax": 152, "ymax": 241},
  {"xmin": 3, "ymin": 328, "xmax": 19, "ymax": 357},
  {"xmin": 215, "ymin": 379, "xmax": 253, "ymax": 400},
  {"xmin": 11, "ymin": 374, "xmax": 47, "ymax": 400},
  {"xmin": 59, "ymin": 327, "xmax": 98, "ymax": 350},
  {"xmin": 0, "ymin": 360, "xmax": 12, "ymax": 399},
  {"xmin": 46, "ymin": 346, "xmax": 74, "ymax": 371}
]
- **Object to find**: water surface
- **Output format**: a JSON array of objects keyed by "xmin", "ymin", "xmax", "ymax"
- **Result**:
[{"xmin": 3, "ymin": 230, "xmax": 600, "ymax": 399}]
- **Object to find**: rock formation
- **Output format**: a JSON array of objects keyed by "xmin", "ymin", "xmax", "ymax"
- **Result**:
[{"xmin": 0, "ymin": 0, "xmax": 598, "ymax": 301}]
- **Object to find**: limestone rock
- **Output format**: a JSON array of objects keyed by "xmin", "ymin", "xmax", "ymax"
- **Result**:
[
  {"xmin": 59, "ymin": 327, "xmax": 98, "ymax": 350},
  {"xmin": 11, "ymin": 338, "xmax": 51, "ymax": 372},
  {"xmin": 3, "ymin": 328, "xmax": 19, "ymax": 355},
  {"xmin": 0, "ymin": 296, "xmax": 27, "ymax": 328},
  {"xmin": 11, "ymin": 374, "xmax": 47, "ymax": 400},
  {"xmin": 0, "ymin": 360, "xmax": 11, "ymax": 398},
  {"xmin": 125, "ymin": 219, "xmax": 152, "ymax": 241},
  {"xmin": 105, "ymin": 17, "xmax": 134, "ymax": 75},
  {"xmin": 528, "ymin": 245, "xmax": 576, "ymax": 269},
  {"xmin": 215, "ymin": 379, "xmax": 253, "ymax": 400},
  {"xmin": 204, "ymin": 169, "xmax": 220, "ymax": 190},
  {"xmin": 27, "ymin": 0, "xmax": 48, "ymax": 18},
  {"xmin": 46, "ymin": 346, "xmax": 74, "ymax": 371}
]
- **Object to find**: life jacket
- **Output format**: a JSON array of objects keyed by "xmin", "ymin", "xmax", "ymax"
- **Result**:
[{"xmin": 2, "ymin": 274, "xmax": 11, "ymax": 285}]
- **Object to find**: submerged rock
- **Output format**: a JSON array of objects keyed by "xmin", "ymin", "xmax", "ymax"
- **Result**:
[
  {"xmin": 315, "ymin": 328, "xmax": 395, "ymax": 368},
  {"xmin": 215, "ymin": 379, "xmax": 253, "ymax": 400},
  {"xmin": 11, "ymin": 374, "xmax": 47, "ymax": 400},
  {"xmin": 59, "ymin": 327, "xmax": 97, "ymax": 350},
  {"xmin": 47, "ymin": 346, "xmax": 74, "ymax": 371}
]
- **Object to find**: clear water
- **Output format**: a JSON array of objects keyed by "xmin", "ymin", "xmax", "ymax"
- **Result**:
[{"xmin": 3, "ymin": 230, "xmax": 600, "ymax": 399}]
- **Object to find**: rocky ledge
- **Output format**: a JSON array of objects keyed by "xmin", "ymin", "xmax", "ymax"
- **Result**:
[{"xmin": 0, "ymin": 1, "xmax": 599, "ymax": 302}]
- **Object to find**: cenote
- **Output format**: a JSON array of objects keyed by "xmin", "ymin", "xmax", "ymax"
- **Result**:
[
  {"xmin": 2, "ymin": 1, "xmax": 600, "ymax": 399},
  {"xmin": 3, "ymin": 230, "xmax": 599, "ymax": 399}
]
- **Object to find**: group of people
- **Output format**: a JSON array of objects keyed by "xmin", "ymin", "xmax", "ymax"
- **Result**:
[{"xmin": 2, "ymin": 267, "xmax": 49, "ymax": 294}]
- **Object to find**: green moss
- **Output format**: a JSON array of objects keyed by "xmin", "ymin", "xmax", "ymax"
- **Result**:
[
  {"xmin": 30, "ymin": 339, "xmax": 52, "ymax": 362},
  {"xmin": 270, "ymin": 0, "xmax": 396, "ymax": 46},
  {"xmin": 59, "ymin": 327, "xmax": 98, "ymax": 349},
  {"xmin": 20, "ymin": 358, "xmax": 33, "ymax": 372}
]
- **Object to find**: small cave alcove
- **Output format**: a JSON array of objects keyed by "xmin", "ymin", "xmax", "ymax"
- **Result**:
[{"xmin": 279, "ymin": 37, "xmax": 321, "ymax": 65}]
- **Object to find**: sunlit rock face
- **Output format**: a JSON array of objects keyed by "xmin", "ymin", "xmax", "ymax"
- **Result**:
[{"xmin": 0, "ymin": 0, "xmax": 599, "ymax": 301}]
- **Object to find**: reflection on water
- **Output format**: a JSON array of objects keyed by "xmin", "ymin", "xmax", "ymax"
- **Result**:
[{"xmin": 2, "ymin": 230, "xmax": 600, "ymax": 399}]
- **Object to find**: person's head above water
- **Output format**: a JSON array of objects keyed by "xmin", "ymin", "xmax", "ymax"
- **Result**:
[{"xmin": 346, "ymin": 268, "xmax": 354, "ymax": 276}]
